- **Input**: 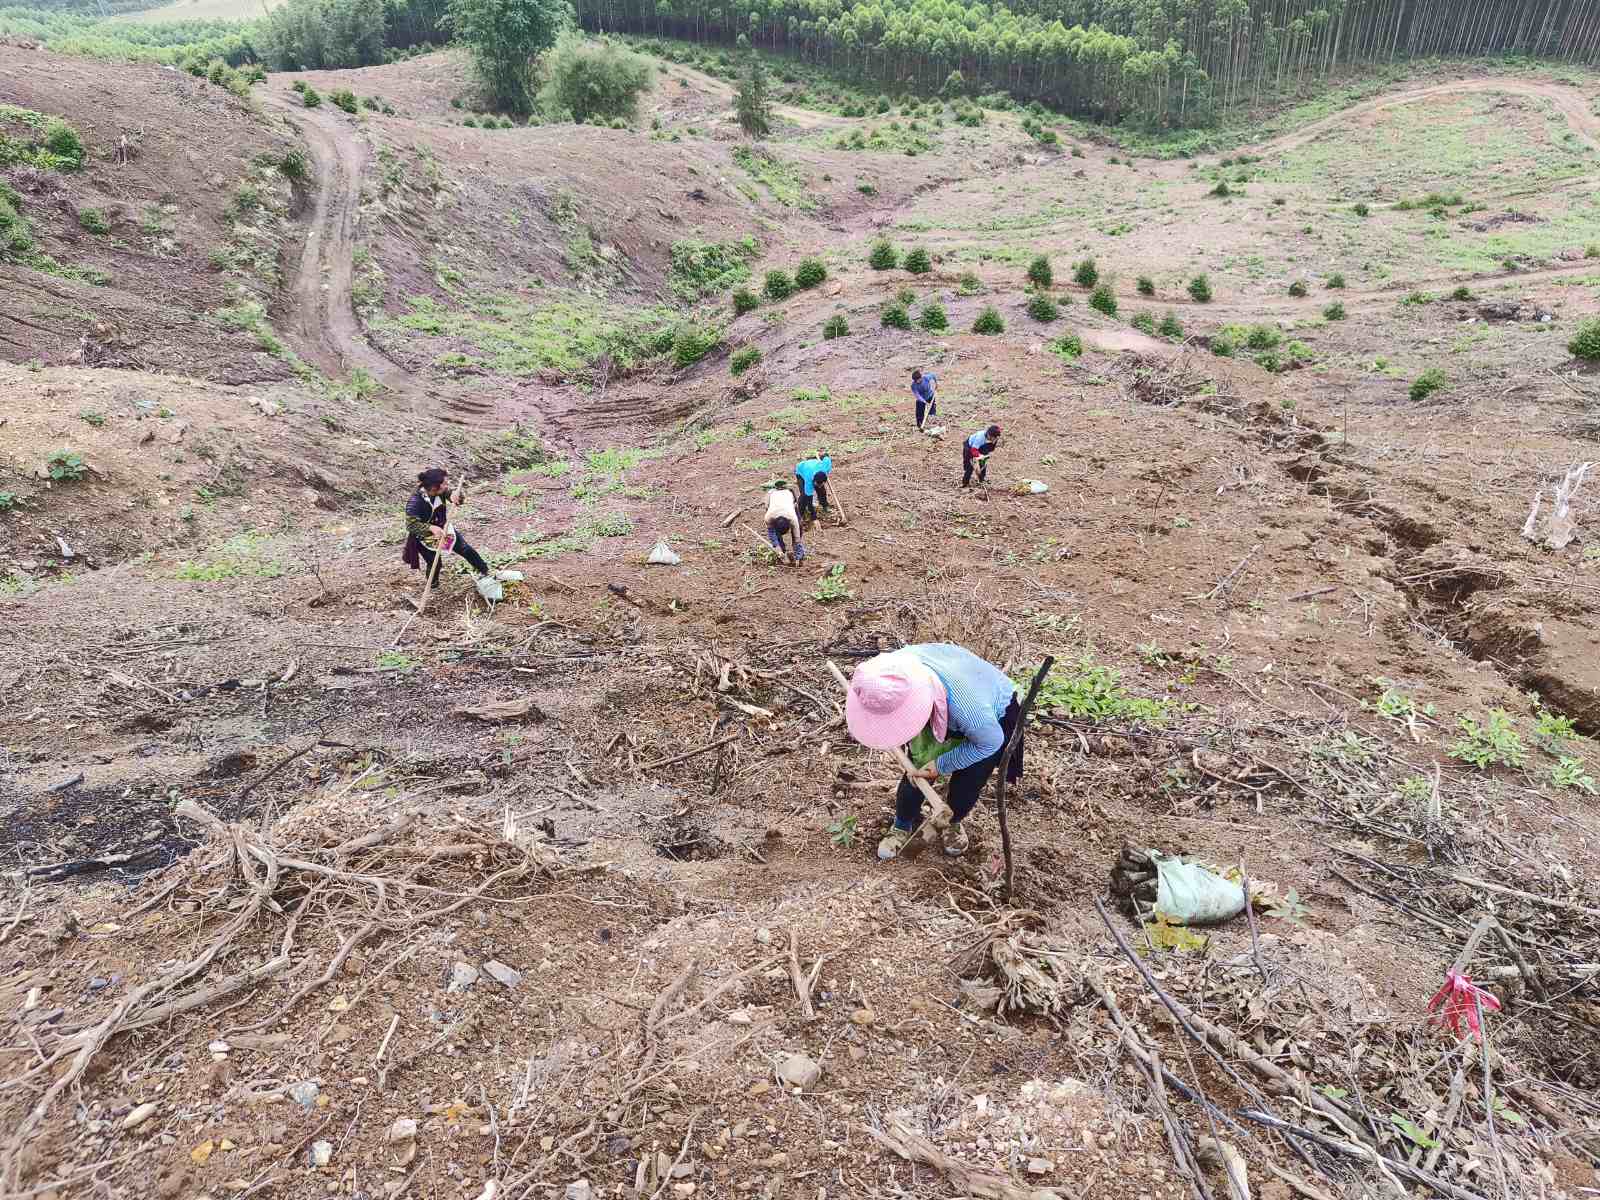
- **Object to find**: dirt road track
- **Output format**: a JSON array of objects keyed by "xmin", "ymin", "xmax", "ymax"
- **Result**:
[
  {"xmin": 1235, "ymin": 76, "xmax": 1600, "ymax": 158},
  {"xmin": 260, "ymin": 87, "xmax": 416, "ymax": 399}
]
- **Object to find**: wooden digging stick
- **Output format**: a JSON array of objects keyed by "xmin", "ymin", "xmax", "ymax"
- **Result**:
[
  {"xmin": 827, "ymin": 477, "xmax": 848, "ymax": 526},
  {"xmin": 995, "ymin": 656, "xmax": 1054, "ymax": 899},
  {"xmin": 825, "ymin": 660, "xmax": 951, "ymax": 858},
  {"xmin": 392, "ymin": 543, "xmax": 442, "ymax": 646}
]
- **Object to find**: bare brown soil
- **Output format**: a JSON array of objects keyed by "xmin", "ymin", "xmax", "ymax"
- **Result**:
[{"xmin": 2, "ymin": 48, "xmax": 1599, "ymax": 1200}]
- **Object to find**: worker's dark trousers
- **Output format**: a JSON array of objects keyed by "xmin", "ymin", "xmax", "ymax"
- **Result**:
[
  {"xmin": 795, "ymin": 477, "xmax": 829, "ymax": 522},
  {"xmin": 915, "ymin": 396, "xmax": 936, "ymax": 427},
  {"xmin": 961, "ymin": 448, "xmax": 988, "ymax": 487},
  {"xmin": 418, "ymin": 538, "xmax": 489, "ymax": 576},
  {"xmin": 894, "ymin": 697, "xmax": 1023, "ymax": 830}
]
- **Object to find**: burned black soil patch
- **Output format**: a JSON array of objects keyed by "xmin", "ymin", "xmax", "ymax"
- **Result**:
[{"xmin": 652, "ymin": 815, "xmax": 729, "ymax": 861}]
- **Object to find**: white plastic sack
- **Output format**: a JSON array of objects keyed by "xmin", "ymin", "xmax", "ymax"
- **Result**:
[
  {"xmin": 475, "ymin": 576, "xmax": 505, "ymax": 603},
  {"xmin": 495, "ymin": 570, "xmax": 524, "ymax": 583},
  {"xmin": 647, "ymin": 539, "xmax": 682, "ymax": 565},
  {"xmin": 1151, "ymin": 853, "xmax": 1246, "ymax": 926}
]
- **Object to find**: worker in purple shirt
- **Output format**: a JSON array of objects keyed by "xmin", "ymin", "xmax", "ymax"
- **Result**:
[{"xmin": 911, "ymin": 368, "xmax": 938, "ymax": 431}]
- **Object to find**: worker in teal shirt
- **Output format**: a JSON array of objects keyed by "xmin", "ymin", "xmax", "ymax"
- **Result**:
[{"xmin": 794, "ymin": 451, "xmax": 832, "ymax": 527}]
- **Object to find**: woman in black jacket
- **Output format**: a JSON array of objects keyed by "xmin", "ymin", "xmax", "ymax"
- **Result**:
[{"xmin": 402, "ymin": 467, "xmax": 490, "ymax": 578}]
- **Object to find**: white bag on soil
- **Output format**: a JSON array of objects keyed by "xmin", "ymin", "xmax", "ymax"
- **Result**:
[
  {"xmin": 1151, "ymin": 853, "xmax": 1247, "ymax": 926},
  {"xmin": 476, "ymin": 576, "xmax": 505, "ymax": 603},
  {"xmin": 647, "ymin": 539, "xmax": 682, "ymax": 565}
]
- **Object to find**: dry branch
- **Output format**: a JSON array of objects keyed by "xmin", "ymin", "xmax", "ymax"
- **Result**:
[{"xmin": 864, "ymin": 1117, "xmax": 1062, "ymax": 1200}]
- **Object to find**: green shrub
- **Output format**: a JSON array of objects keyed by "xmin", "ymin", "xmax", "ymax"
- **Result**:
[
  {"xmin": 331, "ymin": 88, "xmax": 358, "ymax": 114},
  {"xmin": 1409, "ymin": 367, "xmax": 1447, "ymax": 402},
  {"xmin": 278, "ymin": 149, "xmax": 310, "ymax": 182},
  {"xmin": 1450, "ymin": 285, "xmax": 1474, "ymax": 302},
  {"xmin": 795, "ymin": 257, "xmax": 827, "ymax": 289},
  {"xmin": 1568, "ymin": 317, "xmax": 1600, "ymax": 361},
  {"xmin": 1187, "ymin": 274, "xmax": 1213, "ymax": 303},
  {"xmin": 881, "ymin": 302, "xmax": 911, "ymax": 330},
  {"xmin": 538, "ymin": 34, "xmax": 653, "ymax": 123},
  {"xmin": 732, "ymin": 287, "xmax": 759, "ymax": 315},
  {"xmin": 1254, "ymin": 351, "xmax": 1282, "ymax": 372},
  {"xmin": 292, "ymin": 80, "xmax": 308, "ymax": 93},
  {"xmin": 1209, "ymin": 179, "xmax": 1231, "ymax": 198},
  {"xmin": 1210, "ymin": 333, "xmax": 1236, "ymax": 357},
  {"xmin": 1327, "ymin": 273, "xmax": 1346, "ymax": 289},
  {"xmin": 1073, "ymin": 257, "xmax": 1098, "ymax": 287},
  {"xmin": 1288, "ymin": 280, "xmax": 1308, "ymax": 298},
  {"xmin": 462, "ymin": 116, "xmax": 479, "ymax": 127},
  {"xmin": 1026, "ymin": 254, "xmax": 1053, "ymax": 288},
  {"xmin": 1157, "ymin": 312, "xmax": 1183, "ymax": 340},
  {"xmin": 78, "ymin": 207, "xmax": 109, "ymax": 235},
  {"xmin": 972, "ymin": 305, "xmax": 1005, "ymax": 335},
  {"xmin": 302, "ymin": 86, "xmax": 323, "ymax": 108},
  {"xmin": 868, "ymin": 240, "xmax": 897, "ymax": 270},
  {"xmin": 1136, "ymin": 276, "xmax": 1154, "ymax": 296},
  {"xmin": 1353, "ymin": 202, "xmax": 1369, "ymax": 217},
  {"xmin": 1052, "ymin": 332, "xmax": 1084, "ymax": 360},
  {"xmin": 730, "ymin": 346, "xmax": 761, "ymax": 375},
  {"xmin": 670, "ymin": 324, "xmax": 720, "ymax": 369},
  {"xmin": 1089, "ymin": 284, "xmax": 1118, "ymax": 317},
  {"xmin": 957, "ymin": 271, "xmax": 982, "ymax": 296},
  {"xmin": 918, "ymin": 301, "xmax": 948, "ymax": 330},
  {"xmin": 1323, "ymin": 301, "xmax": 1346, "ymax": 321},
  {"xmin": 763, "ymin": 269, "xmax": 795, "ymax": 300},
  {"xmin": 1130, "ymin": 311, "xmax": 1155, "ymax": 334},
  {"xmin": 1245, "ymin": 324, "xmax": 1280, "ymax": 350},
  {"xmin": 43, "ymin": 119, "xmax": 84, "ymax": 170},
  {"xmin": 903, "ymin": 246, "xmax": 932, "ymax": 274},
  {"xmin": 823, "ymin": 314, "xmax": 850, "ymax": 339},
  {"xmin": 1027, "ymin": 294, "xmax": 1059, "ymax": 322}
]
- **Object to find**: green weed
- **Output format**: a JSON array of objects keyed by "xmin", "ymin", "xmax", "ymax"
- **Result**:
[
  {"xmin": 811, "ymin": 563, "xmax": 853, "ymax": 603},
  {"xmin": 972, "ymin": 305, "xmax": 1004, "ymax": 334},
  {"xmin": 1447, "ymin": 709, "xmax": 1526, "ymax": 770}
]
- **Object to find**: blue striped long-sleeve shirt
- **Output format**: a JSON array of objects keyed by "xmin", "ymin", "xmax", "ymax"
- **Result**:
[{"xmin": 901, "ymin": 643, "xmax": 1017, "ymax": 775}]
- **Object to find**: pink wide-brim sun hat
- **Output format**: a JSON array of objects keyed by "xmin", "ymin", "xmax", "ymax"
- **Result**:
[{"xmin": 846, "ymin": 653, "xmax": 942, "ymax": 750}]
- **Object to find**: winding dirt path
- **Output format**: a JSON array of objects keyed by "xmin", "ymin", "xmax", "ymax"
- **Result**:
[
  {"xmin": 1235, "ymin": 76, "xmax": 1600, "ymax": 158},
  {"xmin": 260, "ymin": 86, "xmax": 415, "ymax": 397}
]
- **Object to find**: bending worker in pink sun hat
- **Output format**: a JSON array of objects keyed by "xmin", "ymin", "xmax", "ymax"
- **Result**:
[{"xmin": 845, "ymin": 644, "xmax": 1023, "ymax": 861}]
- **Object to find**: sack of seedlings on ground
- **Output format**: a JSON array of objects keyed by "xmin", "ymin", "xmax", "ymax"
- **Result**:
[{"xmin": 1109, "ymin": 842, "xmax": 1246, "ymax": 926}]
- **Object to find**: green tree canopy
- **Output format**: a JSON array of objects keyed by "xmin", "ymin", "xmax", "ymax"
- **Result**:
[{"xmin": 449, "ymin": 0, "xmax": 569, "ymax": 114}]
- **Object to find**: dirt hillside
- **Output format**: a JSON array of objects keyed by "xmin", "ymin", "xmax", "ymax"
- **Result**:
[{"xmin": 2, "ymin": 44, "xmax": 1599, "ymax": 1200}]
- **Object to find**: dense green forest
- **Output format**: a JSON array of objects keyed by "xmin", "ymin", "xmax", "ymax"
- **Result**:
[{"xmin": 575, "ymin": 0, "xmax": 1600, "ymax": 125}]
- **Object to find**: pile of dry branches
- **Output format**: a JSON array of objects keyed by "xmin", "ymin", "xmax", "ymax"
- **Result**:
[{"xmin": 0, "ymin": 798, "xmax": 559, "ymax": 1192}]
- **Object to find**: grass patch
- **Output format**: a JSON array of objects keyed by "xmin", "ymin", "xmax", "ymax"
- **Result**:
[
  {"xmin": 669, "ymin": 235, "xmax": 758, "ymax": 300},
  {"xmin": 377, "ymin": 292, "xmax": 679, "ymax": 378},
  {"xmin": 732, "ymin": 145, "xmax": 814, "ymax": 209}
]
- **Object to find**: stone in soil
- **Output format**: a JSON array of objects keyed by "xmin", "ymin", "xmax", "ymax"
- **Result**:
[
  {"xmin": 776, "ymin": 1052, "xmax": 821, "ymax": 1089},
  {"xmin": 288, "ymin": 1081, "xmax": 319, "ymax": 1108},
  {"xmin": 448, "ymin": 962, "xmax": 480, "ymax": 992},
  {"xmin": 482, "ymin": 959, "xmax": 522, "ymax": 988}
]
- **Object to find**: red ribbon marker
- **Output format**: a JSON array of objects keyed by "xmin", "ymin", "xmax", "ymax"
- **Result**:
[{"xmin": 1427, "ymin": 970, "xmax": 1501, "ymax": 1039}]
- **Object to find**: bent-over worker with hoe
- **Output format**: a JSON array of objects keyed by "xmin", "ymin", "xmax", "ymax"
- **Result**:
[
  {"xmin": 764, "ymin": 479, "xmax": 806, "ymax": 564},
  {"xmin": 962, "ymin": 424, "xmax": 1001, "ymax": 488},
  {"xmin": 911, "ymin": 368, "xmax": 938, "ymax": 431},
  {"xmin": 845, "ymin": 645, "xmax": 1023, "ymax": 861},
  {"xmin": 403, "ymin": 467, "xmax": 493, "ymax": 582},
  {"xmin": 794, "ymin": 450, "xmax": 832, "ymax": 528}
]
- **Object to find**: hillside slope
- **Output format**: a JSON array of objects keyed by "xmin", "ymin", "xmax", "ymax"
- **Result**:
[{"xmin": 2, "ymin": 47, "xmax": 1600, "ymax": 1200}]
